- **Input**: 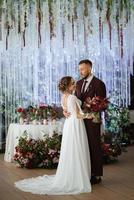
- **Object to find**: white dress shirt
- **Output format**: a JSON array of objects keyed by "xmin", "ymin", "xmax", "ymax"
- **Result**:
[{"xmin": 81, "ymin": 74, "xmax": 94, "ymax": 93}]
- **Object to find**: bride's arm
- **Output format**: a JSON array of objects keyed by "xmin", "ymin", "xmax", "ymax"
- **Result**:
[
  {"xmin": 63, "ymin": 109, "xmax": 71, "ymax": 118},
  {"xmin": 76, "ymin": 105, "xmax": 92, "ymax": 119},
  {"xmin": 70, "ymin": 96, "xmax": 92, "ymax": 119},
  {"xmin": 61, "ymin": 97, "xmax": 71, "ymax": 118},
  {"xmin": 62, "ymin": 104, "xmax": 89, "ymax": 119}
]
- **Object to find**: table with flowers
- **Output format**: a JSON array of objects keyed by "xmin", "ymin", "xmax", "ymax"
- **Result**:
[{"xmin": 4, "ymin": 120, "xmax": 64, "ymax": 163}]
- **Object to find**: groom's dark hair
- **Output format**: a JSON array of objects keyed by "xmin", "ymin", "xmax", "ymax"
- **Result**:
[{"xmin": 79, "ymin": 59, "xmax": 92, "ymax": 67}]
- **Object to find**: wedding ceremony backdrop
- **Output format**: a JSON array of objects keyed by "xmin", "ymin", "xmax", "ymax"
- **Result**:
[{"xmin": 0, "ymin": 0, "xmax": 134, "ymax": 149}]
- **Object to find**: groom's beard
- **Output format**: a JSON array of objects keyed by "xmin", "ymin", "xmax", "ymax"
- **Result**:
[{"xmin": 83, "ymin": 73, "xmax": 90, "ymax": 79}]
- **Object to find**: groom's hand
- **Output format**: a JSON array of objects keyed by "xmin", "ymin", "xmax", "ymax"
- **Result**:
[{"xmin": 63, "ymin": 110, "xmax": 71, "ymax": 118}]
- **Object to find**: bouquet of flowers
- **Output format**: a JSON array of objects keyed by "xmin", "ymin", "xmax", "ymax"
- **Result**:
[{"xmin": 84, "ymin": 96, "xmax": 109, "ymax": 123}]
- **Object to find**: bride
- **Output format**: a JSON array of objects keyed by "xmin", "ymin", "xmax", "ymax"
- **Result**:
[{"xmin": 15, "ymin": 76, "xmax": 92, "ymax": 195}]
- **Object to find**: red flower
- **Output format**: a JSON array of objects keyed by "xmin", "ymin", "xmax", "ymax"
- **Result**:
[
  {"xmin": 15, "ymin": 146, "xmax": 19, "ymax": 152},
  {"xmin": 14, "ymin": 154, "xmax": 19, "ymax": 159},
  {"xmin": 16, "ymin": 107, "xmax": 24, "ymax": 113},
  {"xmin": 39, "ymin": 103, "xmax": 48, "ymax": 109},
  {"xmin": 103, "ymin": 144, "xmax": 110, "ymax": 154},
  {"xmin": 84, "ymin": 96, "xmax": 109, "ymax": 112}
]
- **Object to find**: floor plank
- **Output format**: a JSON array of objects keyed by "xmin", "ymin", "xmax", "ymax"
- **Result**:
[{"xmin": 0, "ymin": 146, "xmax": 134, "ymax": 200}]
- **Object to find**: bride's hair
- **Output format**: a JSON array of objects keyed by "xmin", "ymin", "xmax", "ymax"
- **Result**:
[{"xmin": 58, "ymin": 76, "xmax": 72, "ymax": 93}]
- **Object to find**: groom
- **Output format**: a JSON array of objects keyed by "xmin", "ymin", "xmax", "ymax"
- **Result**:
[
  {"xmin": 64, "ymin": 59, "xmax": 106, "ymax": 184},
  {"xmin": 76, "ymin": 59, "xmax": 106, "ymax": 184}
]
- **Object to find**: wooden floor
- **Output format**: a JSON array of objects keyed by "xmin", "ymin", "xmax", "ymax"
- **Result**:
[{"xmin": 0, "ymin": 146, "xmax": 134, "ymax": 200}]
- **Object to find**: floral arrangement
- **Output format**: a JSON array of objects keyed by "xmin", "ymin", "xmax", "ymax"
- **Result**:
[
  {"xmin": 105, "ymin": 103, "xmax": 130, "ymax": 134},
  {"xmin": 103, "ymin": 103, "xmax": 130, "ymax": 161},
  {"xmin": 105, "ymin": 103, "xmax": 121, "ymax": 134},
  {"xmin": 101, "ymin": 132, "xmax": 122, "ymax": 164},
  {"xmin": 16, "ymin": 104, "xmax": 62, "ymax": 124},
  {"xmin": 83, "ymin": 96, "xmax": 109, "ymax": 123},
  {"xmin": 14, "ymin": 129, "xmax": 123, "ymax": 169},
  {"xmin": 120, "ymin": 107, "xmax": 130, "ymax": 128},
  {"xmin": 14, "ymin": 131, "xmax": 62, "ymax": 169},
  {"xmin": 102, "ymin": 142, "xmax": 122, "ymax": 163}
]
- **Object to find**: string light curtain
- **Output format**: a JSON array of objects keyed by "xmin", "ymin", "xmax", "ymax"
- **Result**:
[{"xmin": 0, "ymin": 0, "xmax": 134, "ymax": 148}]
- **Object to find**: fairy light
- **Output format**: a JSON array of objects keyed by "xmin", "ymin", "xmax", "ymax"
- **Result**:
[{"xmin": 0, "ymin": 0, "xmax": 133, "ymax": 134}]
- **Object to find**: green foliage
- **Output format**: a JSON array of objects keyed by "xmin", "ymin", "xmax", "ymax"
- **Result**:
[
  {"xmin": 105, "ymin": 103, "xmax": 130, "ymax": 134},
  {"xmin": 14, "ymin": 131, "xmax": 62, "ymax": 168}
]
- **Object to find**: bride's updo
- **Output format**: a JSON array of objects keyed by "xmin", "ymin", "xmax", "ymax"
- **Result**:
[{"xmin": 58, "ymin": 76, "xmax": 72, "ymax": 93}]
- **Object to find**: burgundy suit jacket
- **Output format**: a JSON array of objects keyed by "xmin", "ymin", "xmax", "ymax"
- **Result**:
[{"xmin": 75, "ymin": 76, "xmax": 106, "ymax": 104}]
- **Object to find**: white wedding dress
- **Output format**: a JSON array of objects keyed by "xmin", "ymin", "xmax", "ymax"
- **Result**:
[{"xmin": 15, "ymin": 94, "xmax": 91, "ymax": 195}]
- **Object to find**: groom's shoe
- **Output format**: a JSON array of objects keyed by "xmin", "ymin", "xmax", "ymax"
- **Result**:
[
  {"xmin": 91, "ymin": 176, "xmax": 102, "ymax": 185},
  {"xmin": 96, "ymin": 177, "xmax": 102, "ymax": 184}
]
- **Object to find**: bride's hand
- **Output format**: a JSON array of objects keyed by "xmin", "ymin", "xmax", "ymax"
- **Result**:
[
  {"xmin": 86, "ymin": 113, "xmax": 94, "ymax": 119},
  {"xmin": 63, "ymin": 110, "xmax": 71, "ymax": 118}
]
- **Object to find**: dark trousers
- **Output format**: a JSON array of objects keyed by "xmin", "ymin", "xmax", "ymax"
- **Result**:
[{"xmin": 84, "ymin": 119, "xmax": 103, "ymax": 176}]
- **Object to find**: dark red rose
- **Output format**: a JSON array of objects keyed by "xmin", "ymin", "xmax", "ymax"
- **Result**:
[
  {"xmin": 103, "ymin": 144, "xmax": 110, "ymax": 154},
  {"xmin": 84, "ymin": 96, "xmax": 109, "ymax": 112},
  {"xmin": 16, "ymin": 107, "xmax": 24, "ymax": 113}
]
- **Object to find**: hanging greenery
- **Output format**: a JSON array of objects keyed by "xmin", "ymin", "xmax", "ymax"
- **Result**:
[
  {"xmin": 0, "ymin": 0, "xmax": 134, "ymax": 42},
  {"xmin": 37, "ymin": 0, "xmax": 42, "ymax": 46},
  {"xmin": 48, "ymin": 0, "xmax": 55, "ymax": 39}
]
